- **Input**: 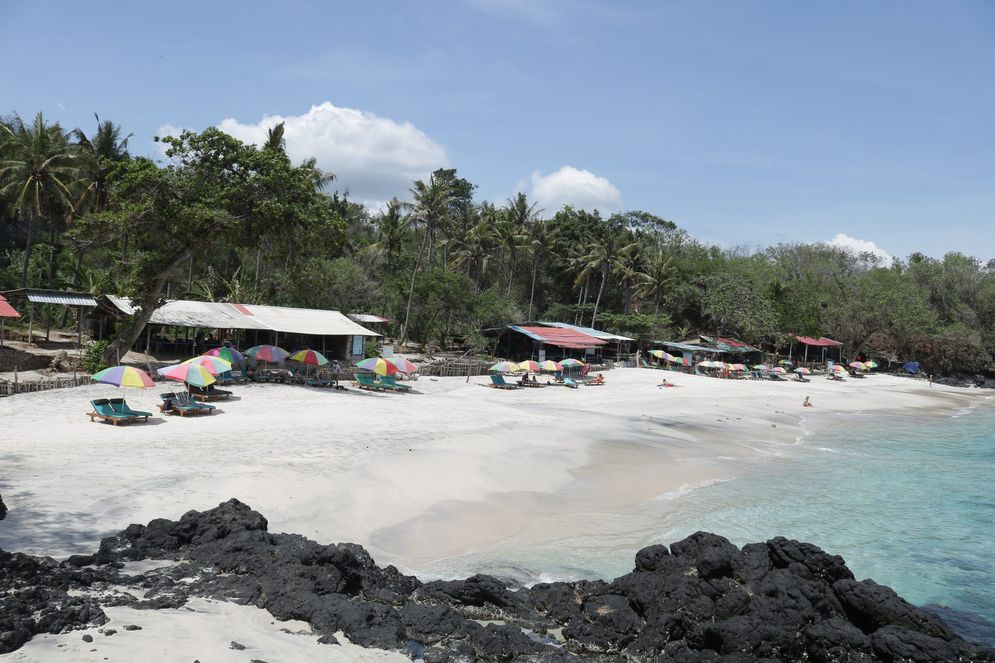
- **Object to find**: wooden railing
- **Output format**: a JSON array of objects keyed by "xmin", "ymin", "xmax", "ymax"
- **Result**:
[
  {"xmin": 0, "ymin": 375, "xmax": 91, "ymax": 397},
  {"xmin": 417, "ymin": 360, "xmax": 494, "ymax": 377}
]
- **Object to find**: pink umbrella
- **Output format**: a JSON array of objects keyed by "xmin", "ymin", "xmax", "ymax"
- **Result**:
[{"xmin": 387, "ymin": 356, "xmax": 418, "ymax": 373}]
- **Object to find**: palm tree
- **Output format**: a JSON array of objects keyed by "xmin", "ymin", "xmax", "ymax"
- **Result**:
[
  {"xmin": 366, "ymin": 198, "xmax": 410, "ymax": 314},
  {"xmin": 635, "ymin": 249, "xmax": 675, "ymax": 314},
  {"xmin": 400, "ymin": 173, "xmax": 455, "ymax": 344},
  {"xmin": 0, "ymin": 112, "xmax": 75, "ymax": 287},
  {"xmin": 264, "ymin": 122, "xmax": 286, "ymax": 151},
  {"xmin": 493, "ymin": 213, "xmax": 529, "ymax": 298},
  {"xmin": 501, "ymin": 193, "xmax": 540, "ymax": 298},
  {"xmin": 571, "ymin": 229, "xmax": 636, "ymax": 328},
  {"xmin": 526, "ymin": 220, "xmax": 553, "ymax": 319},
  {"xmin": 449, "ymin": 215, "xmax": 497, "ymax": 289}
]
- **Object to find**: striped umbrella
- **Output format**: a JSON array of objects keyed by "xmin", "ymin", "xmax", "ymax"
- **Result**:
[
  {"xmin": 832, "ymin": 364, "xmax": 848, "ymax": 373},
  {"xmin": 794, "ymin": 367, "xmax": 811, "ymax": 375},
  {"xmin": 649, "ymin": 349, "xmax": 665, "ymax": 359},
  {"xmin": 387, "ymin": 356, "xmax": 418, "ymax": 373},
  {"xmin": 158, "ymin": 362, "xmax": 216, "ymax": 387},
  {"xmin": 357, "ymin": 357, "xmax": 399, "ymax": 376},
  {"xmin": 245, "ymin": 345, "xmax": 289, "ymax": 363},
  {"xmin": 489, "ymin": 360, "xmax": 521, "ymax": 373},
  {"xmin": 91, "ymin": 365, "xmax": 155, "ymax": 388},
  {"xmin": 864, "ymin": 360, "xmax": 878, "ymax": 369},
  {"xmin": 518, "ymin": 360, "xmax": 540, "ymax": 372},
  {"xmin": 203, "ymin": 346, "xmax": 244, "ymax": 365},
  {"xmin": 848, "ymin": 361, "xmax": 865, "ymax": 369},
  {"xmin": 778, "ymin": 359, "xmax": 794, "ymax": 366},
  {"xmin": 771, "ymin": 366, "xmax": 787, "ymax": 374},
  {"xmin": 539, "ymin": 360, "xmax": 562, "ymax": 371},
  {"xmin": 752, "ymin": 364, "xmax": 769, "ymax": 371},
  {"xmin": 290, "ymin": 349, "xmax": 329, "ymax": 367},
  {"xmin": 729, "ymin": 363, "xmax": 747, "ymax": 371},
  {"xmin": 560, "ymin": 358, "xmax": 585, "ymax": 367},
  {"xmin": 183, "ymin": 355, "xmax": 232, "ymax": 374}
]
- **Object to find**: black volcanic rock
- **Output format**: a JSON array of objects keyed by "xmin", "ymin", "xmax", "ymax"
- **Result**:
[
  {"xmin": 0, "ymin": 494, "xmax": 6, "ymax": 520},
  {"xmin": 1, "ymin": 500, "xmax": 992, "ymax": 662}
]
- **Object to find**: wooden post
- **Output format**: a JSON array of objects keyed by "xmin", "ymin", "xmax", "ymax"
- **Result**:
[{"xmin": 27, "ymin": 304, "xmax": 34, "ymax": 346}]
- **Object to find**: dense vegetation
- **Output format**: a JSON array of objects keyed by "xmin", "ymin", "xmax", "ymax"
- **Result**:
[{"xmin": 2, "ymin": 112, "xmax": 994, "ymax": 374}]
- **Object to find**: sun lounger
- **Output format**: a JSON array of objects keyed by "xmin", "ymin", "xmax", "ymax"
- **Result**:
[
  {"xmin": 378, "ymin": 375, "xmax": 412, "ymax": 392},
  {"xmin": 159, "ymin": 392, "xmax": 201, "ymax": 416},
  {"xmin": 189, "ymin": 384, "xmax": 232, "ymax": 401},
  {"xmin": 356, "ymin": 373, "xmax": 387, "ymax": 391},
  {"xmin": 175, "ymin": 391, "xmax": 216, "ymax": 412},
  {"xmin": 108, "ymin": 398, "xmax": 151, "ymax": 422},
  {"xmin": 87, "ymin": 399, "xmax": 137, "ymax": 425},
  {"xmin": 767, "ymin": 373, "xmax": 785, "ymax": 381},
  {"xmin": 563, "ymin": 377, "xmax": 579, "ymax": 389},
  {"xmin": 489, "ymin": 374, "xmax": 519, "ymax": 390}
]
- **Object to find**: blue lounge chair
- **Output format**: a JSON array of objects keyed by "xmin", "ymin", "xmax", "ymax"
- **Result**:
[
  {"xmin": 356, "ymin": 373, "xmax": 387, "ymax": 391},
  {"xmin": 159, "ymin": 392, "xmax": 201, "ymax": 416},
  {"xmin": 378, "ymin": 375, "xmax": 412, "ymax": 392},
  {"xmin": 490, "ymin": 374, "xmax": 519, "ymax": 390},
  {"xmin": 87, "ymin": 399, "xmax": 136, "ymax": 425},
  {"xmin": 108, "ymin": 398, "xmax": 152, "ymax": 422},
  {"xmin": 563, "ymin": 377, "xmax": 579, "ymax": 389},
  {"xmin": 175, "ymin": 391, "xmax": 216, "ymax": 412}
]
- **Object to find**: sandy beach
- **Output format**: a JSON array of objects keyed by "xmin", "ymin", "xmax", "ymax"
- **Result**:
[{"xmin": 0, "ymin": 368, "xmax": 989, "ymax": 661}]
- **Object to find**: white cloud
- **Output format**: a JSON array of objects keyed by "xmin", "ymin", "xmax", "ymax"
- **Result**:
[
  {"xmin": 827, "ymin": 233, "xmax": 892, "ymax": 264},
  {"xmin": 166, "ymin": 102, "xmax": 449, "ymax": 204},
  {"xmin": 526, "ymin": 166, "xmax": 622, "ymax": 214}
]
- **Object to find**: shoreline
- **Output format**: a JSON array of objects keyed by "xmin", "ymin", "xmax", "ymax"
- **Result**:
[{"xmin": 0, "ymin": 369, "xmax": 987, "ymax": 578}]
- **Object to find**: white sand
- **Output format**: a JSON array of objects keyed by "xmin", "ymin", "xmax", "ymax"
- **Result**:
[{"xmin": 0, "ymin": 368, "xmax": 983, "ymax": 660}]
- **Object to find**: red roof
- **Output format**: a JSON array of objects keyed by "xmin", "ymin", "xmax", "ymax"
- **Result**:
[
  {"xmin": 515, "ymin": 326, "xmax": 607, "ymax": 349},
  {"xmin": 0, "ymin": 295, "xmax": 20, "ymax": 318},
  {"xmin": 796, "ymin": 335, "xmax": 843, "ymax": 347}
]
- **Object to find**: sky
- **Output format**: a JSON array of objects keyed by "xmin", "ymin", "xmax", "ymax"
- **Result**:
[{"xmin": 4, "ymin": 0, "xmax": 995, "ymax": 260}]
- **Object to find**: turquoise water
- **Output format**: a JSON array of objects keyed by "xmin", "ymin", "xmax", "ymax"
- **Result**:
[
  {"xmin": 426, "ymin": 401, "xmax": 995, "ymax": 646},
  {"xmin": 657, "ymin": 403, "xmax": 995, "ymax": 645}
]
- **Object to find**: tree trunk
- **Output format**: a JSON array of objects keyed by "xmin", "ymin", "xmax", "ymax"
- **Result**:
[
  {"xmin": 400, "ymin": 232, "xmax": 430, "ymax": 346},
  {"xmin": 19, "ymin": 215, "xmax": 35, "ymax": 288},
  {"xmin": 591, "ymin": 266, "xmax": 608, "ymax": 328},
  {"xmin": 254, "ymin": 247, "xmax": 262, "ymax": 293},
  {"xmin": 101, "ymin": 247, "xmax": 193, "ymax": 367},
  {"xmin": 507, "ymin": 253, "xmax": 516, "ymax": 298},
  {"xmin": 528, "ymin": 255, "xmax": 538, "ymax": 320}
]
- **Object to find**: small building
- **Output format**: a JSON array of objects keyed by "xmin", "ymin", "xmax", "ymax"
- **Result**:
[
  {"xmin": 96, "ymin": 297, "xmax": 380, "ymax": 360},
  {"xmin": 792, "ymin": 336, "xmax": 844, "ymax": 365},
  {"xmin": 484, "ymin": 323, "xmax": 608, "ymax": 361}
]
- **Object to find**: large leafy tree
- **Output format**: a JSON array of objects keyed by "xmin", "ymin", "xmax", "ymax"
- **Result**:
[
  {"xmin": 0, "ymin": 112, "xmax": 76, "ymax": 286},
  {"xmin": 75, "ymin": 128, "xmax": 343, "ymax": 365}
]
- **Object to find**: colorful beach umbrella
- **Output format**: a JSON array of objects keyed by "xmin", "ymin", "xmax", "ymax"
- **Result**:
[
  {"xmin": 518, "ymin": 360, "xmax": 540, "ymax": 372},
  {"xmin": 290, "ymin": 349, "xmax": 329, "ymax": 367},
  {"xmin": 489, "ymin": 360, "xmax": 521, "ymax": 373},
  {"xmin": 864, "ymin": 360, "xmax": 878, "ymax": 369},
  {"xmin": 729, "ymin": 363, "xmax": 747, "ymax": 371},
  {"xmin": 771, "ymin": 366, "xmax": 787, "ymax": 374},
  {"xmin": 560, "ymin": 358, "xmax": 585, "ymax": 367},
  {"xmin": 357, "ymin": 357, "xmax": 400, "ymax": 376},
  {"xmin": 665, "ymin": 353, "xmax": 687, "ymax": 365},
  {"xmin": 157, "ymin": 362, "xmax": 217, "ymax": 387},
  {"xmin": 387, "ymin": 356, "xmax": 418, "ymax": 373},
  {"xmin": 778, "ymin": 359, "xmax": 793, "ymax": 366},
  {"xmin": 794, "ymin": 367, "xmax": 811, "ymax": 375},
  {"xmin": 539, "ymin": 360, "xmax": 562, "ymax": 371},
  {"xmin": 832, "ymin": 364, "xmax": 848, "ymax": 373},
  {"xmin": 649, "ymin": 349, "xmax": 665, "ymax": 359},
  {"xmin": 204, "ymin": 346, "xmax": 244, "ymax": 365},
  {"xmin": 752, "ymin": 364, "xmax": 769, "ymax": 371},
  {"xmin": 183, "ymin": 355, "xmax": 232, "ymax": 374},
  {"xmin": 245, "ymin": 344, "xmax": 289, "ymax": 363},
  {"xmin": 848, "ymin": 361, "xmax": 865, "ymax": 369},
  {"xmin": 91, "ymin": 365, "xmax": 155, "ymax": 388}
]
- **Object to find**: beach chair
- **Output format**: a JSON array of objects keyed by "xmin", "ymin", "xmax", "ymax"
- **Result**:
[
  {"xmin": 378, "ymin": 375, "xmax": 412, "ymax": 392},
  {"xmin": 768, "ymin": 373, "xmax": 785, "ymax": 381},
  {"xmin": 159, "ymin": 392, "xmax": 200, "ymax": 416},
  {"xmin": 87, "ymin": 399, "xmax": 136, "ymax": 425},
  {"xmin": 356, "ymin": 373, "xmax": 387, "ymax": 391},
  {"xmin": 108, "ymin": 398, "xmax": 152, "ymax": 422},
  {"xmin": 489, "ymin": 374, "xmax": 519, "ymax": 390},
  {"xmin": 563, "ymin": 377, "xmax": 579, "ymax": 389},
  {"xmin": 189, "ymin": 384, "xmax": 232, "ymax": 401},
  {"xmin": 175, "ymin": 391, "xmax": 216, "ymax": 412}
]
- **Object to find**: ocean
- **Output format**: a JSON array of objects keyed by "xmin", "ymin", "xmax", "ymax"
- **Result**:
[{"xmin": 423, "ymin": 398, "xmax": 995, "ymax": 647}]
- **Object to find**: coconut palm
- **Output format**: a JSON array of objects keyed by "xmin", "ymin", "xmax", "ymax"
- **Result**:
[
  {"xmin": 526, "ymin": 219, "xmax": 553, "ymax": 319},
  {"xmin": 71, "ymin": 114, "xmax": 131, "ymax": 216},
  {"xmin": 366, "ymin": 199, "xmax": 410, "ymax": 314},
  {"xmin": 635, "ymin": 249, "xmax": 676, "ymax": 314},
  {"xmin": 400, "ymin": 173, "xmax": 456, "ymax": 343},
  {"xmin": 0, "ymin": 112, "xmax": 76, "ymax": 287},
  {"xmin": 571, "ymin": 228, "xmax": 637, "ymax": 328}
]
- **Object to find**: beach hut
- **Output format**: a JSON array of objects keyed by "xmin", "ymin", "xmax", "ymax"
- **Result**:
[{"xmin": 0, "ymin": 294, "xmax": 20, "ymax": 348}]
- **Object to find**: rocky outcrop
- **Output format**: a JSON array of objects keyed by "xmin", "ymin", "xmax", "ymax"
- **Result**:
[
  {"xmin": 0, "ymin": 494, "xmax": 6, "ymax": 520},
  {"xmin": 3, "ymin": 499, "xmax": 993, "ymax": 661}
]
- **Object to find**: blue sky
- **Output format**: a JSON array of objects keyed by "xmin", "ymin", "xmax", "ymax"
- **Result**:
[{"xmin": 4, "ymin": 1, "xmax": 995, "ymax": 260}]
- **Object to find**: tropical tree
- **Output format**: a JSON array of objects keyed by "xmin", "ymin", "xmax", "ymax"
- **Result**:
[
  {"xmin": 0, "ymin": 112, "xmax": 76, "ymax": 286},
  {"xmin": 634, "ymin": 249, "xmax": 675, "ymax": 314},
  {"xmin": 571, "ymin": 216, "xmax": 636, "ymax": 328},
  {"xmin": 366, "ymin": 198, "xmax": 410, "ymax": 314}
]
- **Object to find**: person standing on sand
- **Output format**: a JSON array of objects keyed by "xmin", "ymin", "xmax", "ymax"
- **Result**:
[
  {"xmin": 803, "ymin": 396, "xmax": 813, "ymax": 407},
  {"xmin": 928, "ymin": 374, "xmax": 933, "ymax": 388}
]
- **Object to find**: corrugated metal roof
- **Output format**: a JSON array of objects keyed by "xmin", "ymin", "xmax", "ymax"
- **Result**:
[
  {"xmin": 653, "ymin": 340, "xmax": 723, "ymax": 353},
  {"xmin": 349, "ymin": 313, "xmax": 391, "ymax": 324},
  {"xmin": 105, "ymin": 296, "xmax": 380, "ymax": 337},
  {"xmin": 0, "ymin": 295, "xmax": 20, "ymax": 318},
  {"xmin": 795, "ymin": 335, "xmax": 843, "ymax": 347},
  {"xmin": 511, "ymin": 325, "xmax": 607, "ymax": 349},
  {"xmin": 538, "ymin": 321, "xmax": 634, "ymax": 342},
  {"xmin": 1, "ymin": 288, "xmax": 97, "ymax": 307}
]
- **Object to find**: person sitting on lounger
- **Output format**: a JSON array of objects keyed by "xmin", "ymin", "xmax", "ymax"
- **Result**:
[
  {"xmin": 589, "ymin": 374, "xmax": 606, "ymax": 385},
  {"xmin": 803, "ymin": 396, "xmax": 813, "ymax": 407}
]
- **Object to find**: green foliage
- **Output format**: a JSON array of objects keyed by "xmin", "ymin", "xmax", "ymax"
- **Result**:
[{"xmin": 82, "ymin": 340, "xmax": 109, "ymax": 374}]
